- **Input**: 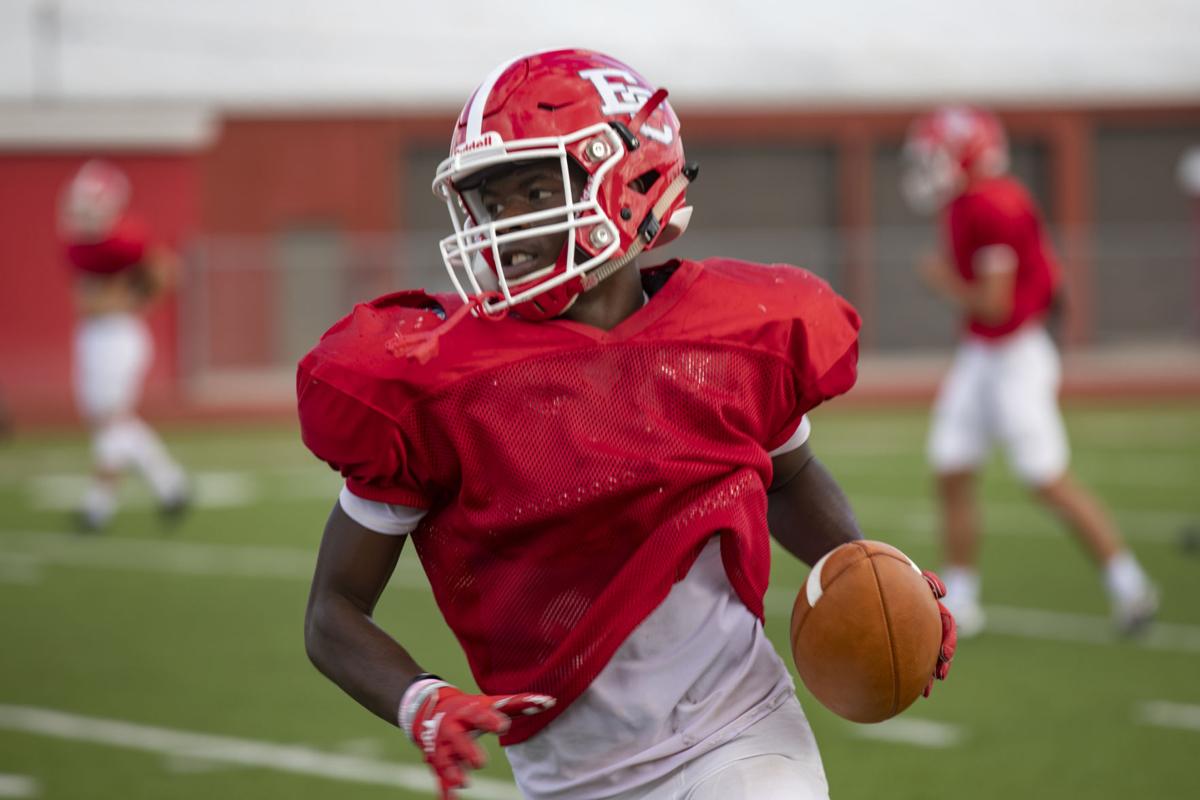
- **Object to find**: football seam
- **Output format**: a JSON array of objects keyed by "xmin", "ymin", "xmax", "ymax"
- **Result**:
[
  {"xmin": 793, "ymin": 545, "xmax": 869, "ymax": 639},
  {"xmin": 867, "ymin": 553, "xmax": 901, "ymax": 718}
]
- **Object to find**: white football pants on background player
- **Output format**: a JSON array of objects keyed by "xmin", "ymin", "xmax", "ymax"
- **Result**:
[
  {"xmin": 74, "ymin": 313, "xmax": 186, "ymax": 524},
  {"xmin": 75, "ymin": 312, "xmax": 152, "ymax": 421},
  {"xmin": 928, "ymin": 323, "xmax": 1068, "ymax": 486}
]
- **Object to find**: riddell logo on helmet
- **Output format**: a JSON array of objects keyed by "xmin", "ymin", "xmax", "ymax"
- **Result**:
[
  {"xmin": 454, "ymin": 131, "xmax": 503, "ymax": 156},
  {"xmin": 578, "ymin": 68, "xmax": 674, "ymax": 145}
]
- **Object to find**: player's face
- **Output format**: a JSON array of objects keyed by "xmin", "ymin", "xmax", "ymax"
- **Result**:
[
  {"xmin": 463, "ymin": 160, "xmax": 586, "ymax": 283},
  {"xmin": 901, "ymin": 142, "xmax": 959, "ymax": 214}
]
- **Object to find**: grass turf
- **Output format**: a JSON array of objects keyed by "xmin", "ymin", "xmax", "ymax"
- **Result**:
[{"xmin": 0, "ymin": 403, "xmax": 1197, "ymax": 799}]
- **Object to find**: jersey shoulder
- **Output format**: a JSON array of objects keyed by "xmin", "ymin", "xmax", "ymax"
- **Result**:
[
  {"xmin": 301, "ymin": 289, "xmax": 460, "ymax": 380},
  {"xmin": 296, "ymin": 290, "xmax": 464, "ymax": 506},
  {"xmin": 297, "ymin": 290, "xmax": 458, "ymax": 431},
  {"xmin": 65, "ymin": 214, "xmax": 149, "ymax": 275},
  {"xmin": 676, "ymin": 257, "xmax": 860, "ymax": 395},
  {"xmin": 686, "ymin": 257, "xmax": 856, "ymax": 330},
  {"xmin": 950, "ymin": 176, "xmax": 1038, "ymax": 234}
]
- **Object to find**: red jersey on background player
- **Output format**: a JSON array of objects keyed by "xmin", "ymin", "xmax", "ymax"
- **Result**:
[
  {"xmin": 60, "ymin": 160, "xmax": 190, "ymax": 532},
  {"xmin": 300, "ymin": 49, "xmax": 955, "ymax": 800},
  {"xmin": 903, "ymin": 105, "xmax": 1158, "ymax": 636}
]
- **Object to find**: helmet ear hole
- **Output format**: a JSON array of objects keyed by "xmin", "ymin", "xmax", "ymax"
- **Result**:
[{"xmin": 627, "ymin": 169, "xmax": 661, "ymax": 195}]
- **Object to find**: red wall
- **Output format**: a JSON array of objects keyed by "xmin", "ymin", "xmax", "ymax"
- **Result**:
[
  {"xmin": 4, "ymin": 104, "xmax": 1196, "ymax": 424},
  {"xmin": 0, "ymin": 154, "xmax": 200, "ymax": 422},
  {"xmin": 200, "ymin": 117, "xmax": 419, "ymax": 233}
]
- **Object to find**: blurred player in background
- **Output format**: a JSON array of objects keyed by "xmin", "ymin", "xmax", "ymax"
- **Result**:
[
  {"xmin": 299, "ymin": 49, "xmax": 954, "ymax": 800},
  {"xmin": 902, "ymin": 106, "xmax": 1158, "ymax": 636},
  {"xmin": 60, "ymin": 159, "xmax": 190, "ymax": 532}
]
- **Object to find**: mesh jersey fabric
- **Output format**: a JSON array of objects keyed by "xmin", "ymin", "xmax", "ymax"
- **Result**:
[
  {"xmin": 65, "ymin": 213, "xmax": 149, "ymax": 275},
  {"xmin": 944, "ymin": 176, "xmax": 1061, "ymax": 339},
  {"xmin": 297, "ymin": 257, "xmax": 860, "ymax": 743}
]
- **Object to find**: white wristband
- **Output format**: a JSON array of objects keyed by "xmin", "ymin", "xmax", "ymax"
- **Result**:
[{"xmin": 398, "ymin": 678, "xmax": 450, "ymax": 740}]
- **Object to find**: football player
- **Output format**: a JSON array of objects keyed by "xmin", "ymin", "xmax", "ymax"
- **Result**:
[
  {"xmin": 300, "ymin": 49, "xmax": 955, "ymax": 800},
  {"xmin": 902, "ymin": 106, "xmax": 1158, "ymax": 637},
  {"xmin": 61, "ymin": 159, "xmax": 190, "ymax": 531}
]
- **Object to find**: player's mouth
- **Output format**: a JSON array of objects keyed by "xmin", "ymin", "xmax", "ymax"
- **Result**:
[{"xmin": 500, "ymin": 248, "xmax": 554, "ymax": 283}]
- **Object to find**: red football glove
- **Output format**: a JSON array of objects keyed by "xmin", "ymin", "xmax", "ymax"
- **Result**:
[
  {"xmin": 400, "ymin": 678, "xmax": 556, "ymax": 800},
  {"xmin": 921, "ymin": 570, "xmax": 957, "ymax": 697}
]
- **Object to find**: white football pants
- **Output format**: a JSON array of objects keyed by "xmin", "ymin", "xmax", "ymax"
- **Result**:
[
  {"xmin": 74, "ymin": 312, "xmax": 151, "ymax": 421},
  {"xmin": 74, "ymin": 313, "xmax": 185, "ymax": 502},
  {"xmin": 607, "ymin": 696, "xmax": 829, "ymax": 800},
  {"xmin": 927, "ymin": 323, "xmax": 1069, "ymax": 487}
]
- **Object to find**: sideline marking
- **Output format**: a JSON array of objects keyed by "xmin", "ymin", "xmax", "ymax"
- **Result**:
[
  {"xmin": 1137, "ymin": 701, "xmax": 1200, "ymax": 733},
  {"xmin": 0, "ymin": 530, "xmax": 424, "ymax": 588},
  {"xmin": 29, "ymin": 472, "xmax": 257, "ymax": 511},
  {"xmin": 850, "ymin": 717, "xmax": 965, "ymax": 748},
  {"xmin": 5, "ymin": 528, "xmax": 1198, "ymax": 655},
  {"xmin": 0, "ymin": 554, "xmax": 41, "ymax": 585},
  {"xmin": 763, "ymin": 590, "xmax": 1200, "ymax": 655},
  {"xmin": 0, "ymin": 775, "xmax": 37, "ymax": 799},
  {"xmin": 0, "ymin": 705, "xmax": 520, "ymax": 800}
]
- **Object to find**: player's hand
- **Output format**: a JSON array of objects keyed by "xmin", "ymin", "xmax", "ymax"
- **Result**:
[
  {"xmin": 921, "ymin": 570, "xmax": 957, "ymax": 697},
  {"xmin": 917, "ymin": 252, "xmax": 954, "ymax": 292},
  {"xmin": 401, "ymin": 679, "xmax": 556, "ymax": 799}
]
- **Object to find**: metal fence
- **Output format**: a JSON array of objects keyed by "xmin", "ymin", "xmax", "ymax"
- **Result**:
[{"xmin": 179, "ymin": 223, "xmax": 1198, "ymax": 403}]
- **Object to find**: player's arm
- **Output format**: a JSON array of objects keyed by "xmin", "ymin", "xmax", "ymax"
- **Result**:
[
  {"xmin": 919, "ymin": 245, "xmax": 1016, "ymax": 325},
  {"xmin": 767, "ymin": 440, "xmax": 864, "ymax": 566},
  {"xmin": 305, "ymin": 490, "xmax": 554, "ymax": 799},
  {"xmin": 128, "ymin": 245, "xmax": 182, "ymax": 308},
  {"xmin": 304, "ymin": 500, "xmax": 422, "ymax": 724}
]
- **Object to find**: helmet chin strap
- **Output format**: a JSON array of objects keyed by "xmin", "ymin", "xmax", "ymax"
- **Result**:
[{"xmin": 580, "ymin": 167, "xmax": 693, "ymax": 293}]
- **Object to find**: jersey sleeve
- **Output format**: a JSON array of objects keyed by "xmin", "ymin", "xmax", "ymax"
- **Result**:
[
  {"xmin": 766, "ymin": 272, "xmax": 861, "ymax": 451},
  {"xmin": 65, "ymin": 214, "xmax": 149, "ymax": 275},
  {"xmin": 958, "ymin": 188, "xmax": 1028, "ymax": 251},
  {"xmin": 296, "ymin": 362, "xmax": 433, "ymax": 509},
  {"xmin": 337, "ymin": 484, "xmax": 427, "ymax": 535}
]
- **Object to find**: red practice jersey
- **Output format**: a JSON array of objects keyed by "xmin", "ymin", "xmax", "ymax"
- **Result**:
[
  {"xmin": 297, "ymin": 258, "xmax": 860, "ymax": 743},
  {"xmin": 64, "ymin": 213, "xmax": 149, "ymax": 276},
  {"xmin": 944, "ymin": 176, "xmax": 1061, "ymax": 339}
]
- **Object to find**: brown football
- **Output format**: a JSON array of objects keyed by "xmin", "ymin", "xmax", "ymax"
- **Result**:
[{"xmin": 790, "ymin": 540, "xmax": 942, "ymax": 723}]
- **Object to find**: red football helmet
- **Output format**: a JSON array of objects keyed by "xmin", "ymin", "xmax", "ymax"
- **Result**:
[
  {"xmin": 901, "ymin": 106, "xmax": 1008, "ymax": 213},
  {"xmin": 59, "ymin": 159, "xmax": 132, "ymax": 242},
  {"xmin": 432, "ymin": 48, "xmax": 694, "ymax": 320}
]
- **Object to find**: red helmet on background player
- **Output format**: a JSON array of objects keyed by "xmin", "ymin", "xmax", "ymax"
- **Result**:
[
  {"xmin": 432, "ymin": 48, "xmax": 696, "ymax": 320},
  {"xmin": 59, "ymin": 159, "xmax": 132, "ymax": 242},
  {"xmin": 901, "ymin": 106, "xmax": 1009, "ymax": 213}
]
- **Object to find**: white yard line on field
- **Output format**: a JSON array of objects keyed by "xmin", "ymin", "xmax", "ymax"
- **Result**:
[
  {"xmin": 6, "ymin": 528, "xmax": 1200, "ymax": 655},
  {"xmin": 847, "ymin": 495, "xmax": 1196, "ymax": 543},
  {"xmin": 763, "ymin": 590, "xmax": 1200, "ymax": 655},
  {"xmin": 0, "ymin": 553, "xmax": 42, "ymax": 585},
  {"xmin": 982, "ymin": 605, "xmax": 1200, "ymax": 654},
  {"xmin": 1136, "ymin": 702, "xmax": 1200, "ymax": 733},
  {"xmin": 0, "ymin": 705, "xmax": 521, "ymax": 800},
  {"xmin": 849, "ymin": 717, "xmax": 965, "ymax": 748},
  {"xmin": 29, "ymin": 472, "xmax": 258, "ymax": 511},
  {"xmin": 0, "ymin": 530, "xmax": 427, "ymax": 588},
  {"xmin": 23, "ymin": 472, "xmax": 1196, "ymax": 542},
  {"xmin": 828, "ymin": 454, "xmax": 1199, "ymax": 489},
  {"xmin": 0, "ymin": 775, "xmax": 38, "ymax": 799}
]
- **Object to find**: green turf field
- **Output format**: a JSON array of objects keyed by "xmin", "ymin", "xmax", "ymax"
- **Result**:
[{"xmin": 1, "ymin": 404, "xmax": 1197, "ymax": 799}]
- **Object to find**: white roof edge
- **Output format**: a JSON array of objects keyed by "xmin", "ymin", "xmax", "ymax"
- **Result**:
[
  {"xmin": 0, "ymin": 103, "xmax": 220, "ymax": 152},
  {"xmin": 183, "ymin": 87, "xmax": 1200, "ymax": 117}
]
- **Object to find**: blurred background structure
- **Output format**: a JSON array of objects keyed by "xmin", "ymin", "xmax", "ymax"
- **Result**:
[{"xmin": 1, "ymin": 0, "xmax": 1199, "ymax": 422}]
